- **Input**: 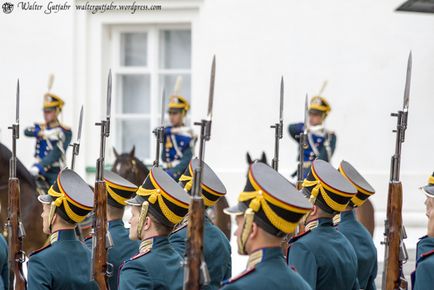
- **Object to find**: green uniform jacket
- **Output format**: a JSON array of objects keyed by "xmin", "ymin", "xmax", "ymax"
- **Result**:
[
  {"xmin": 411, "ymin": 235, "xmax": 434, "ymax": 290},
  {"xmin": 27, "ymin": 229, "xmax": 98, "ymax": 290},
  {"xmin": 0, "ymin": 235, "xmax": 8, "ymax": 290},
  {"xmin": 220, "ymin": 247, "xmax": 311, "ymax": 290},
  {"xmin": 287, "ymin": 218, "xmax": 359, "ymax": 290},
  {"xmin": 169, "ymin": 216, "xmax": 231, "ymax": 290},
  {"xmin": 84, "ymin": 219, "xmax": 140, "ymax": 290},
  {"xmin": 118, "ymin": 236, "xmax": 184, "ymax": 290},
  {"xmin": 337, "ymin": 210, "xmax": 377, "ymax": 290}
]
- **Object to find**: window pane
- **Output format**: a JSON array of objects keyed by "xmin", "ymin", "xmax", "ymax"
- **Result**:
[
  {"xmin": 117, "ymin": 74, "xmax": 150, "ymax": 114},
  {"xmin": 160, "ymin": 30, "xmax": 191, "ymax": 69},
  {"xmin": 120, "ymin": 33, "xmax": 148, "ymax": 66},
  {"xmin": 116, "ymin": 119, "xmax": 151, "ymax": 160}
]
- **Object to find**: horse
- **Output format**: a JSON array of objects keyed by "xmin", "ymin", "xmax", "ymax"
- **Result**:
[
  {"xmin": 112, "ymin": 146, "xmax": 150, "ymax": 186},
  {"xmin": 245, "ymin": 151, "xmax": 375, "ymax": 236},
  {"xmin": 0, "ymin": 143, "xmax": 47, "ymax": 253},
  {"xmin": 111, "ymin": 146, "xmax": 232, "ymax": 240}
]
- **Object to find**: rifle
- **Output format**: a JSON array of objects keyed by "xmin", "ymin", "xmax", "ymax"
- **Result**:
[
  {"xmin": 70, "ymin": 106, "xmax": 84, "ymax": 241},
  {"xmin": 7, "ymin": 80, "xmax": 27, "ymax": 290},
  {"xmin": 183, "ymin": 56, "xmax": 215, "ymax": 290},
  {"xmin": 271, "ymin": 77, "xmax": 284, "ymax": 171},
  {"xmin": 91, "ymin": 71, "xmax": 113, "ymax": 289},
  {"xmin": 296, "ymin": 94, "xmax": 309, "ymax": 190},
  {"xmin": 382, "ymin": 52, "xmax": 411, "ymax": 290},
  {"xmin": 153, "ymin": 89, "xmax": 165, "ymax": 167}
]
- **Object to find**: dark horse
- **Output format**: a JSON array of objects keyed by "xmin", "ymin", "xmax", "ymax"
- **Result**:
[
  {"xmin": 0, "ymin": 143, "xmax": 47, "ymax": 253},
  {"xmin": 112, "ymin": 146, "xmax": 232, "ymax": 240},
  {"xmin": 246, "ymin": 151, "xmax": 375, "ymax": 236}
]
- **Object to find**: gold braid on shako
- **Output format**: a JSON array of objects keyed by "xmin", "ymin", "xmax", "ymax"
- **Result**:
[
  {"xmin": 126, "ymin": 166, "xmax": 190, "ymax": 240},
  {"xmin": 224, "ymin": 162, "xmax": 312, "ymax": 255},
  {"xmin": 178, "ymin": 158, "xmax": 227, "ymax": 208},
  {"xmin": 103, "ymin": 171, "xmax": 138, "ymax": 208},
  {"xmin": 38, "ymin": 169, "xmax": 94, "ymax": 229},
  {"xmin": 302, "ymin": 160, "xmax": 357, "ymax": 214}
]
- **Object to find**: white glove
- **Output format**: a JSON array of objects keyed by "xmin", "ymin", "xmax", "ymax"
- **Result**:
[{"xmin": 29, "ymin": 166, "xmax": 40, "ymax": 176}]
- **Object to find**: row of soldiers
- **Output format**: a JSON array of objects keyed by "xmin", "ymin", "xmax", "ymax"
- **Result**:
[{"xmin": 2, "ymin": 70, "xmax": 434, "ymax": 290}]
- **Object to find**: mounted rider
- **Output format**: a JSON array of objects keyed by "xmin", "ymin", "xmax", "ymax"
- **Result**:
[
  {"xmin": 162, "ymin": 77, "xmax": 195, "ymax": 181},
  {"xmin": 289, "ymin": 94, "xmax": 336, "ymax": 178},
  {"xmin": 24, "ymin": 75, "xmax": 72, "ymax": 190}
]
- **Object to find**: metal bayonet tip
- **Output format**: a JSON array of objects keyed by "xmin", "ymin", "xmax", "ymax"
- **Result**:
[
  {"xmin": 77, "ymin": 105, "xmax": 84, "ymax": 143},
  {"xmin": 207, "ymin": 55, "xmax": 216, "ymax": 120},
  {"xmin": 16, "ymin": 79, "xmax": 20, "ymax": 124},
  {"xmin": 107, "ymin": 69, "xmax": 112, "ymax": 118},
  {"xmin": 279, "ymin": 76, "xmax": 284, "ymax": 122},
  {"xmin": 403, "ymin": 51, "xmax": 412, "ymax": 110}
]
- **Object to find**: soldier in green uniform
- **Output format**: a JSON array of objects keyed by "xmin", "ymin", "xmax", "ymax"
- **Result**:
[
  {"xmin": 169, "ymin": 158, "xmax": 231, "ymax": 290},
  {"xmin": 27, "ymin": 169, "xmax": 98, "ymax": 290},
  {"xmin": 411, "ymin": 172, "xmax": 434, "ymax": 290},
  {"xmin": 118, "ymin": 166, "xmax": 190, "ymax": 290},
  {"xmin": 337, "ymin": 160, "xmax": 378, "ymax": 290},
  {"xmin": 84, "ymin": 171, "xmax": 139, "ymax": 290},
  {"xmin": 221, "ymin": 162, "xmax": 312, "ymax": 290},
  {"xmin": 0, "ymin": 235, "xmax": 7, "ymax": 289},
  {"xmin": 287, "ymin": 159, "xmax": 359, "ymax": 290}
]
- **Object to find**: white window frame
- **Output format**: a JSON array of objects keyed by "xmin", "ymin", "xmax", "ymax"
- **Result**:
[{"xmin": 110, "ymin": 24, "xmax": 191, "ymax": 164}]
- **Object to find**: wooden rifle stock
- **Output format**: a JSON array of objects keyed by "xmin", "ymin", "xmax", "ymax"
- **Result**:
[
  {"xmin": 383, "ymin": 182, "xmax": 407, "ymax": 290},
  {"xmin": 7, "ymin": 178, "xmax": 26, "ymax": 290},
  {"xmin": 184, "ymin": 196, "xmax": 205, "ymax": 290},
  {"xmin": 92, "ymin": 181, "xmax": 109, "ymax": 290}
]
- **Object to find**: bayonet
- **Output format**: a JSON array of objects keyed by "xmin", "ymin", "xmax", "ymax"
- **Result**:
[
  {"xmin": 403, "ymin": 51, "xmax": 412, "ymax": 111},
  {"xmin": 279, "ymin": 76, "xmax": 284, "ymax": 123},
  {"xmin": 16, "ymin": 80, "xmax": 20, "ymax": 127},
  {"xmin": 207, "ymin": 55, "xmax": 216, "ymax": 121},
  {"xmin": 296, "ymin": 94, "xmax": 309, "ymax": 190},
  {"xmin": 70, "ymin": 106, "xmax": 83, "ymax": 171},
  {"xmin": 271, "ymin": 76, "xmax": 284, "ymax": 171}
]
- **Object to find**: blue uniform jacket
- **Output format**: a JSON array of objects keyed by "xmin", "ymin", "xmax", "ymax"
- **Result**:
[
  {"xmin": 162, "ymin": 126, "xmax": 194, "ymax": 180},
  {"xmin": 411, "ymin": 235, "xmax": 434, "ymax": 290},
  {"xmin": 27, "ymin": 229, "xmax": 98, "ymax": 290},
  {"xmin": 169, "ymin": 216, "xmax": 231, "ymax": 290},
  {"xmin": 337, "ymin": 210, "xmax": 377, "ymax": 290},
  {"xmin": 287, "ymin": 218, "xmax": 359, "ymax": 290},
  {"xmin": 288, "ymin": 123, "xmax": 336, "ymax": 178},
  {"xmin": 220, "ymin": 247, "xmax": 311, "ymax": 290},
  {"xmin": 118, "ymin": 236, "xmax": 184, "ymax": 290},
  {"xmin": 24, "ymin": 123, "xmax": 72, "ymax": 184}
]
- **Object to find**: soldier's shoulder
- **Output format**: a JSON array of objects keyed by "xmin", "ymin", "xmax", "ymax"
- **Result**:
[
  {"xmin": 29, "ymin": 243, "xmax": 52, "ymax": 258},
  {"xmin": 171, "ymin": 219, "xmax": 188, "ymax": 234},
  {"xmin": 420, "ymin": 249, "xmax": 434, "ymax": 261},
  {"xmin": 288, "ymin": 229, "xmax": 312, "ymax": 244},
  {"xmin": 60, "ymin": 124, "xmax": 72, "ymax": 132},
  {"xmin": 220, "ymin": 268, "xmax": 256, "ymax": 288}
]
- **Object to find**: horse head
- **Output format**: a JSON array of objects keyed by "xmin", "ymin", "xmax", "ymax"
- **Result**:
[
  {"xmin": 246, "ymin": 151, "xmax": 268, "ymax": 166},
  {"xmin": 111, "ymin": 146, "xmax": 150, "ymax": 186}
]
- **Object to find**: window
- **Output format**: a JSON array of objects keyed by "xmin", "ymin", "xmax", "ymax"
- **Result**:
[{"xmin": 111, "ymin": 26, "xmax": 191, "ymax": 162}]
